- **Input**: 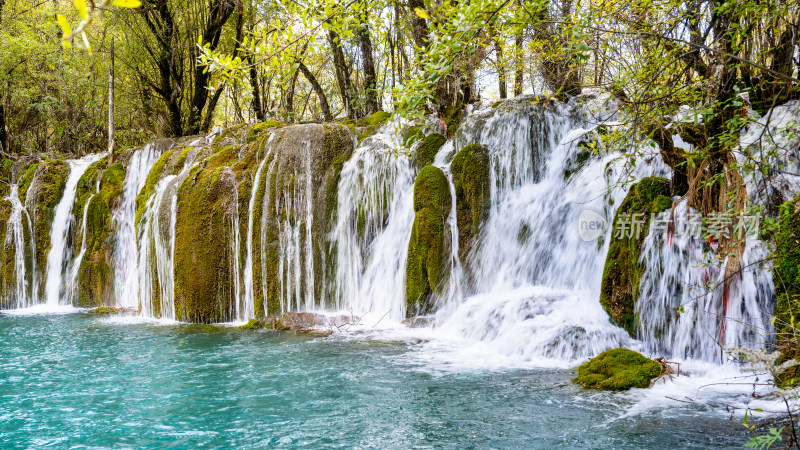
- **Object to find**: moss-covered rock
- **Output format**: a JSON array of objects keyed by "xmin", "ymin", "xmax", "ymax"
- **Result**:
[
  {"xmin": 259, "ymin": 124, "xmax": 354, "ymax": 316},
  {"xmin": 573, "ymin": 348, "xmax": 662, "ymax": 390},
  {"xmin": 412, "ymin": 133, "xmax": 446, "ymax": 170},
  {"xmin": 451, "ymin": 144, "xmax": 491, "ymax": 268},
  {"xmin": 74, "ymin": 159, "xmax": 125, "ymax": 307},
  {"xmin": 406, "ymin": 165, "xmax": 451, "ymax": 316},
  {"xmin": 169, "ymin": 123, "xmax": 353, "ymax": 322},
  {"xmin": 773, "ymin": 194, "xmax": 800, "ymax": 386},
  {"xmin": 600, "ymin": 177, "xmax": 672, "ymax": 335},
  {"xmin": 355, "ymin": 111, "xmax": 391, "ymax": 143}
]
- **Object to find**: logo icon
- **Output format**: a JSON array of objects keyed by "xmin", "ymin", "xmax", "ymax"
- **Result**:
[{"xmin": 578, "ymin": 209, "xmax": 607, "ymax": 241}]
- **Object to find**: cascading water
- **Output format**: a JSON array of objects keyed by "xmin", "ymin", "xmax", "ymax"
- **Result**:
[
  {"xmin": 3, "ymin": 184, "xmax": 37, "ymax": 308},
  {"xmin": 113, "ymin": 143, "xmax": 164, "ymax": 309},
  {"xmin": 43, "ymin": 154, "xmax": 104, "ymax": 307},
  {"xmin": 421, "ymin": 98, "xmax": 669, "ymax": 364},
  {"xmin": 431, "ymin": 140, "xmax": 465, "ymax": 306},
  {"xmin": 66, "ymin": 180, "xmax": 98, "ymax": 304},
  {"xmin": 330, "ymin": 128, "xmax": 415, "ymax": 321},
  {"xmin": 636, "ymin": 201, "xmax": 774, "ymax": 361},
  {"xmin": 273, "ymin": 136, "xmax": 316, "ymax": 313},
  {"xmin": 137, "ymin": 149, "xmax": 199, "ymax": 319},
  {"xmin": 241, "ymin": 135, "xmax": 275, "ymax": 321}
]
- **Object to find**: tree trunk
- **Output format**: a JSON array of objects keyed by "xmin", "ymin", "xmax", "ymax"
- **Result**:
[
  {"xmin": 187, "ymin": 0, "xmax": 238, "ymax": 134},
  {"xmin": 108, "ymin": 39, "xmax": 115, "ymax": 165},
  {"xmin": 297, "ymin": 60, "xmax": 333, "ymax": 121},
  {"xmin": 408, "ymin": 0, "xmax": 429, "ymax": 51},
  {"xmin": 328, "ymin": 30, "xmax": 356, "ymax": 119},
  {"xmin": 495, "ymin": 38, "xmax": 507, "ymax": 99},
  {"xmin": 514, "ymin": 32, "xmax": 524, "ymax": 96},
  {"xmin": 356, "ymin": 9, "xmax": 379, "ymax": 115}
]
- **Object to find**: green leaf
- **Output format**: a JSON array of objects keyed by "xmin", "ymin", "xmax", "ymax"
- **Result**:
[
  {"xmin": 110, "ymin": 0, "xmax": 142, "ymax": 7},
  {"xmin": 74, "ymin": 0, "xmax": 88, "ymax": 20}
]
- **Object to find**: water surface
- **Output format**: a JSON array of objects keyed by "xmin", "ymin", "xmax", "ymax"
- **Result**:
[{"xmin": 0, "ymin": 313, "xmax": 756, "ymax": 448}]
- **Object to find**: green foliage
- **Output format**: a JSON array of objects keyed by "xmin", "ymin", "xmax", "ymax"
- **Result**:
[
  {"xmin": 744, "ymin": 427, "xmax": 783, "ymax": 449},
  {"xmin": 573, "ymin": 348, "xmax": 662, "ymax": 390}
]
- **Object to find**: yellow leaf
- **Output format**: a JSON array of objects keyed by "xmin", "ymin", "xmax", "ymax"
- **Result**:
[
  {"xmin": 414, "ymin": 7, "xmax": 430, "ymax": 19},
  {"xmin": 110, "ymin": 0, "xmax": 142, "ymax": 7},
  {"xmin": 56, "ymin": 14, "xmax": 71, "ymax": 37},
  {"xmin": 74, "ymin": 0, "xmax": 88, "ymax": 21}
]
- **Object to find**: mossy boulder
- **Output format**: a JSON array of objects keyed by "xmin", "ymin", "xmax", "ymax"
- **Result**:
[
  {"xmin": 773, "ymin": 194, "xmax": 800, "ymax": 386},
  {"xmin": 600, "ymin": 177, "xmax": 672, "ymax": 335},
  {"xmin": 451, "ymin": 144, "xmax": 491, "ymax": 268},
  {"xmin": 406, "ymin": 165, "xmax": 451, "ymax": 316},
  {"xmin": 412, "ymin": 133, "xmax": 446, "ymax": 170},
  {"xmin": 573, "ymin": 348, "xmax": 662, "ymax": 390}
]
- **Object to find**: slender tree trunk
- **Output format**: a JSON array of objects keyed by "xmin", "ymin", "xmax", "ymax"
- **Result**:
[
  {"xmin": 188, "ymin": 0, "xmax": 237, "ymax": 134},
  {"xmin": 495, "ymin": 38, "xmax": 507, "ymax": 99},
  {"xmin": 108, "ymin": 39, "xmax": 115, "ymax": 165},
  {"xmin": 408, "ymin": 0, "xmax": 429, "ymax": 51},
  {"xmin": 297, "ymin": 60, "xmax": 333, "ymax": 121},
  {"xmin": 514, "ymin": 33, "xmax": 524, "ymax": 96},
  {"xmin": 328, "ymin": 30, "xmax": 356, "ymax": 119},
  {"xmin": 356, "ymin": 10, "xmax": 379, "ymax": 115}
]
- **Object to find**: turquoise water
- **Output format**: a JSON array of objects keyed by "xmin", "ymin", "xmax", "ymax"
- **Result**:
[{"xmin": 0, "ymin": 313, "xmax": 753, "ymax": 448}]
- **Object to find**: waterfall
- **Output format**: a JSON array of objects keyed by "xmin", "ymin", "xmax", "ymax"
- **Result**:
[
  {"xmin": 3, "ymin": 184, "xmax": 37, "ymax": 308},
  {"xmin": 43, "ymin": 154, "xmax": 104, "ymax": 307},
  {"xmin": 636, "ymin": 201, "xmax": 774, "ymax": 361},
  {"xmin": 114, "ymin": 144, "xmax": 164, "ymax": 309},
  {"xmin": 424, "ymin": 99, "xmax": 670, "ymax": 364},
  {"xmin": 66, "ymin": 184, "xmax": 97, "ymax": 304},
  {"xmin": 331, "ymin": 129, "xmax": 415, "ymax": 321},
  {"xmin": 432, "ymin": 140, "xmax": 465, "ymax": 306},
  {"xmin": 273, "ymin": 137, "xmax": 316, "ymax": 313},
  {"xmin": 138, "ymin": 150, "xmax": 198, "ymax": 319},
  {"xmin": 241, "ymin": 136, "xmax": 275, "ymax": 321}
]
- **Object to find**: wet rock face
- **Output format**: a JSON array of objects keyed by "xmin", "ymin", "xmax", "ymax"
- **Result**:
[
  {"xmin": 599, "ymin": 177, "xmax": 672, "ymax": 335},
  {"xmin": 406, "ymin": 165, "xmax": 451, "ymax": 316}
]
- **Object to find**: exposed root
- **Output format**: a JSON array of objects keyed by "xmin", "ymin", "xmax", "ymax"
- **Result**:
[{"xmin": 650, "ymin": 357, "xmax": 681, "ymax": 387}]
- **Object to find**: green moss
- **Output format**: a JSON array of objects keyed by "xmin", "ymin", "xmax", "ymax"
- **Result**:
[
  {"xmin": 573, "ymin": 348, "xmax": 662, "ymax": 390},
  {"xmin": 440, "ymin": 103, "xmax": 465, "ymax": 139},
  {"xmin": 173, "ymin": 165, "xmax": 235, "ymax": 323},
  {"xmin": 402, "ymin": 125, "xmax": 423, "ymax": 147},
  {"xmin": 246, "ymin": 120, "xmax": 283, "ymax": 141},
  {"xmin": 413, "ymin": 133, "xmax": 446, "ymax": 170},
  {"xmin": 87, "ymin": 306, "xmax": 125, "ymax": 315},
  {"xmin": 599, "ymin": 177, "xmax": 672, "ymax": 335},
  {"xmin": 406, "ymin": 165, "xmax": 451, "ymax": 316},
  {"xmin": 356, "ymin": 111, "xmax": 391, "ymax": 127},
  {"xmin": 773, "ymin": 195, "xmax": 800, "ymax": 386},
  {"xmin": 135, "ymin": 147, "xmax": 178, "ymax": 225},
  {"xmin": 451, "ymin": 144, "xmax": 491, "ymax": 267},
  {"xmin": 238, "ymin": 318, "xmax": 263, "ymax": 330}
]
